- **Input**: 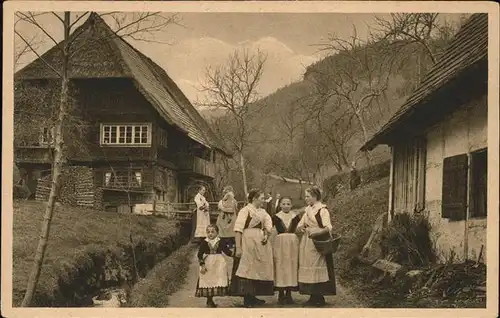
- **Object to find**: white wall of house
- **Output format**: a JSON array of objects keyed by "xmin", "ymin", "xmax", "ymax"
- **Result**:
[{"xmin": 424, "ymin": 94, "xmax": 487, "ymax": 262}]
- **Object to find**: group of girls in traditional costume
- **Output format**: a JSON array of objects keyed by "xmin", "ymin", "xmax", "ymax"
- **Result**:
[{"xmin": 194, "ymin": 185, "xmax": 336, "ymax": 308}]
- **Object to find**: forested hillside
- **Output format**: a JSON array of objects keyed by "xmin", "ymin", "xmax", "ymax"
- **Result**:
[{"xmin": 201, "ymin": 13, "xmax": 468, "ymax": 196}]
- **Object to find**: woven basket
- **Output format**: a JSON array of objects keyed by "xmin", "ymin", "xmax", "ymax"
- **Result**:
[{"xmin": 313, "ymin": 233, "xmax": 341, "ymax": 256}]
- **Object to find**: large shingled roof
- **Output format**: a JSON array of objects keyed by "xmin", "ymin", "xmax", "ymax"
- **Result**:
[
  {"xmin": 15, "ymin": 12, "xmax": 230, "ymax": 155},
  {"xmin": 361, "ymin": 13, "xmax": 488, "ymax": 151}
]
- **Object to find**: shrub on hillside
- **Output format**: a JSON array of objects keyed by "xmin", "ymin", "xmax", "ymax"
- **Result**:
[
  {"xmin": 380, "ymin": 212, "xmax": 436, "ymax": 267},
  {"xmin": 362, "ymin": 161, "xmax": 391, "ymax": 183},
  {"xmin": 323, "ymin": 160, "xmax": 390, "ymax": 199}
]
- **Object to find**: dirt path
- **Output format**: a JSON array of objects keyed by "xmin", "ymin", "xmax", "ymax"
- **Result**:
[{"xmin": 167, "ymin": 249, "xmax": 363, "ymax": 308}]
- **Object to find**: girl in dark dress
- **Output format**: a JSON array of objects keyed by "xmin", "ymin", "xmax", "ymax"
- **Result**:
[{"xmin": 195, "ymin": 224, "xmax": 234, "ymax": 307}]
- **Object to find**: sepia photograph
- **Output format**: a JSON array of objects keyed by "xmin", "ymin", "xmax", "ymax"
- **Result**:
[{"xmin": 2, "ymin": 1, "xmax": 499, "ymax": 317}]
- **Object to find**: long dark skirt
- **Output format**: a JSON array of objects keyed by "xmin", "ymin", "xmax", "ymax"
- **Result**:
[
  {"xmin": 230, "ymin": 257, "xmax": 274, "ymax": 296},
  {"xmin": 195, "ymin": 281, "xmax": 230, "ymax": 297},
  {"xmin": 298, "ymin": 253, "xmax": 337, "ymax": 295}
]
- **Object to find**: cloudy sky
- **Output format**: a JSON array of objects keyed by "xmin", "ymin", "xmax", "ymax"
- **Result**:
[
  {"xmin": 134, "ymin": 13, "xmax": 388, "ymax": 102},
  {"xmin": 15, "ymin": 12, "xmax": 462, "ymax": 103}
]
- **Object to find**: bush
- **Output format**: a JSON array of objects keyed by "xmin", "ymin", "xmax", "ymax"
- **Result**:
[
  {"xmin": 323, "ymin": 160, "xmax": 390, "ymax": 199},
  {"xmin": 380, "ymin": 212, "xmax": 436, "ymax": 267}
]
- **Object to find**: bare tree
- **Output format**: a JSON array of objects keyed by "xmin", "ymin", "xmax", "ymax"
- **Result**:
[
  {"xmin": 200, "ymin": 49, "xmax": 267, "ymax": 197},
  {"xmin": 311, "ymin": 98, "xmax": 353, "ymax": 172},
  {"xmin": 372, "ymin": 13, "xmax": 463, "ymax": 89},
  {"xmin": 14, "ymin": 11, "xmax": 179, "ymax": 307},
  {"xmin": 308, "ymin": 28, "xmax": 400, "ymax": 167},
  {"xmin": 373, "ymin": 13, "xmax": 461, "ymax": 65}
]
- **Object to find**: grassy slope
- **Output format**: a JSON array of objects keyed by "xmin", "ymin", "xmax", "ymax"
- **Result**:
[
  {"xmin": 327, "ymin": 178, "xmax": 486, "ymax": 308},
  {"xmin": 328, "ymin": 177, "xmax": 390, "ymax": 278},
  {"xmin": 12, "ymin": 200, "xmax": 177, "ymax": 305}
]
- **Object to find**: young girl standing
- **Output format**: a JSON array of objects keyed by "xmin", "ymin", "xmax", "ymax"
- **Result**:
[
  {"xmin": 195, "ymin": 224, "xmax": 234, "ymax": 307},
  {"xmin": 272, "ymin": 196, "xmax": 302, "ymax": 305}
]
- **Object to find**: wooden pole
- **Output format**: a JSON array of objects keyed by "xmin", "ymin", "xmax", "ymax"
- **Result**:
[
  {"xmin": 464, "ymin": 153, "xmax": 471, "ymax": 261},
  {"xmin": 387, "ymin": 146, "xmax": 395, "ymax": 223}
]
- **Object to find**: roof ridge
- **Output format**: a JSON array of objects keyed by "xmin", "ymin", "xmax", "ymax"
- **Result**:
[
  {"xmin": 125, "ymin": 38, "xmax": 229, "ymax": 154},
  {"xmin": 95, "ymin": 15, "xmax": 216, "ymax": 149},
  {"xmin": 15, "ymin": 12, "xmax": 128, "ymax": 80}
]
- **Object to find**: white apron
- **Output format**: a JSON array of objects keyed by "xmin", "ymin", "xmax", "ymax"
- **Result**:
[
  {"xmin": 234, "ymin": 205, "xmax": 274, "ymax": 281},
  {"xmin": 274, "ymin": 233, "xmax": 299, "ymax": 287},
  {"xmin": 236, "ymin": 228, "xmax": 274, "ymax": 281},
  {"xmin": 198, "ymin": 254, "xmax": 229, "ymax": 288},
  {"xmin": 298, "ymin": 205, "xmax": 331, "ymax": 284}
]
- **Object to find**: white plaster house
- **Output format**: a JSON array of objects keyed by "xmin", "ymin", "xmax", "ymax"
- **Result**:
[{"xmin": 361, "ymin": 14, "xmax": 488, "ymax": 263}]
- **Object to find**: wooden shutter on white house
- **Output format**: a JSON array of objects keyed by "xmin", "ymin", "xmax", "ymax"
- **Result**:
[{"xmin": 441, "ymin": 154, "xmax": 468, "ymax": 220}]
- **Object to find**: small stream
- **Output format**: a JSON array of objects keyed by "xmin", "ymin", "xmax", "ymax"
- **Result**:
[{"xmin": 91, "ymin": 288, "xmax": 127, "ymax": 307}]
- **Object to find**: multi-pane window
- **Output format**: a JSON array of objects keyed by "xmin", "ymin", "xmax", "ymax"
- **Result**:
[
  {"xmin": 101, "ymin": 124, "xmax": 151, "ymax": 146},
  {"xmin": 103, "ymin": 170, "xmax": 143, "ymax": 188},
  {"xmin": 39, "ymin": 127, "xmax": 55, "ymax": 146}
]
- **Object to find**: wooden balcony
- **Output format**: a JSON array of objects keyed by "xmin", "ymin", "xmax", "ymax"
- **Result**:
[
  {"xmin": 178, "ymin": 155, "xmax": 215, "ymax": 178},
  {"xmin": 15, "ymin": 147, "xmax": 53, "ymax": 163},
  {"xmin": 102, "ymin": 174, "xmax": 153, "ymax": 193}
]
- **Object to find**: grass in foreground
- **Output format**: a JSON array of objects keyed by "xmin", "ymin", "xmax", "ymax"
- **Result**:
[{"xmin": 12, "ymin": 200, "xmax": 177, "ymax": 306}]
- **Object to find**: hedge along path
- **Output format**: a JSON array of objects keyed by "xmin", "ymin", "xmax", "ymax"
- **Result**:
[
  {"xmin": 128, "ymin": 244, "xmax": 196, "ymax": 307},
  {"xmin": 166, "ymin": 247, "xmax": 364, "ymax": 308}
]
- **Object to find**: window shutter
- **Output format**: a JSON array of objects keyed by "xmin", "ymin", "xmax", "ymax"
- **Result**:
[{"xmin": 441, "ymin": 154, "xmax": 468, "ymax": 220}]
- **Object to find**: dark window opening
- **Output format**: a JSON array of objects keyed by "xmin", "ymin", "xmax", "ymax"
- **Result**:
[
  {"xmin": 441, "ymin": 154, "xmax": 468, "ymax": 221},
  {"xmin": 470, "ymin": 148, "xmax": 487, "ymax": 218}
]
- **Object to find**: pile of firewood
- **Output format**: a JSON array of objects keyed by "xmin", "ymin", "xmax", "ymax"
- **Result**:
[{"xmin": 407, "ymin": 260, "xmax": 486, "ymax": 301}]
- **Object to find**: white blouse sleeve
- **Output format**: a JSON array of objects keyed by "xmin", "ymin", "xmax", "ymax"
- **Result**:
[
  {"xmin": 194, "ymin": 194, "xmax": 203, "ymax": 209},
  {"xmin": 233, "ymin": 208, "xmax": 248, "ymax": 233},
  {"xmin": 263, "ymin": 213, "xmax": 273, "ymax": 232},
  {"xmin": 296, "ymin": 212, "xmax": 306, "ymax": 230},
  {"xmin": 320, "ymin": 208, "xmax": 333, "ymax": 231}
]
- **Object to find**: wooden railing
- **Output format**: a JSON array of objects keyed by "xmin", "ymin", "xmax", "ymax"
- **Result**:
[
  {"xmin": 153, "ymin": 201, "xmax": 246, "ymax": 221},
  {"xmin": 15, "ymin": 147, "xmax": 52, "ymax": 163}
]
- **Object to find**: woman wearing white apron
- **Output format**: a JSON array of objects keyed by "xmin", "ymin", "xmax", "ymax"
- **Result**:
[
  {"xmin": 231, "ymin": 188, "xmax": 274, "ymax": 307},
  {"xmin": 296, "ymin": 186, "xmax": 336, "ymax": 307},
  {"xmin": 193, "ymin": 186, "xmax": 210, "ymax": 243}
]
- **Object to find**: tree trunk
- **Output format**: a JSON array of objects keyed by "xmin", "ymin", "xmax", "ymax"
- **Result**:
[
  {"xmin": 354, "ymin": 111, "xmax": 372, "ymax": 166},
  {"xmin": 21, "ymin": 12, "xmax": 70, "ymax": 307},
  {"xmin": 239, "ymin": 152, "xmax": 249, "ymax": 199},
  {"xmin": 355, "ymin": 111, "xmax": 369, "ymax": 144}
]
